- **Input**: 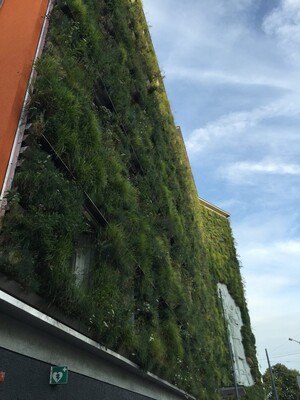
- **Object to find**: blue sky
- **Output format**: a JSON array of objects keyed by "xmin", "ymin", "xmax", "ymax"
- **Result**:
[{"xmin": 143, "ymin": 0, "xmax": 300, "ymax": 373}]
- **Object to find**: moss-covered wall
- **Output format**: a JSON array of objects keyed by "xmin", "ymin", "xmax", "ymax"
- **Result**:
[{"xmin": 0, "ymin": 0, "xmax": 263, "ymax": 398}]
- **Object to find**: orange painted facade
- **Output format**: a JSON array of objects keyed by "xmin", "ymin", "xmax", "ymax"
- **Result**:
[{"xmin": 0, "ymin": 0, "xmax": 49, "ymax": 193}]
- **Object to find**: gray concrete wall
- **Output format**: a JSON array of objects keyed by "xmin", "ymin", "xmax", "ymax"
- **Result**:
[{"xmin": 0, "ymin": 290, "xmax": 194, "ymax": 400}]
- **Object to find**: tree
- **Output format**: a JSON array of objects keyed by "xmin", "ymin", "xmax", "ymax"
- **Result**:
[{"xmin": 263, "ymin": 363, "xmax": 300, "ymax": 400}]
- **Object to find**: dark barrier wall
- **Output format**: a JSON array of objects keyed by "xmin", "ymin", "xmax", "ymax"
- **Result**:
[{"xmin": 0, "ymin": 347, "xmax": 154, "ymax": 400}]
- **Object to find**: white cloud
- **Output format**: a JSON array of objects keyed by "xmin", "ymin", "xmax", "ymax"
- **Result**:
[
  {"xmin": 232, "ymin": 161, "xmax": 300, "ymax": 174},
  {"xmin": 263, "ymin": 0, "xmax": 300, "ymax": 63},
  {"xmin": 166, "ymin": 66, "xmax": 291, "ymax": 88},
  {"xmin": 236, "ymin": 220, "xmax": 300, "ymax": 372},
  {"xmin": 234, "ymin": 212, "xmax": 299, "ymax": 245},
  {"xmin": 215, "ymin": 198, "xmax": 245, "ymax": 210},
  {"xmin": 277, "ymin": 240, "xmax": 300, "ymax": 254},
  {"xmin": 243, "ymin": 243, "xmax": 300, "ymax": 372},
  {"xmin": 186, "ymin": 97, "xmax": 300, "ymax": 154},
  {"xmin": 221, "ymin": 160, "xmax": 300, "ymax": 184},
  {"xmin": 242, "ymin": 239, "xmax": 300, "ymax": 269}
]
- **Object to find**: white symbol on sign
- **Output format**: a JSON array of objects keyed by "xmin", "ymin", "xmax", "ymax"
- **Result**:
[{"xmin": 52, "ymin": 372, "xmax": 63, "ymax": 383}]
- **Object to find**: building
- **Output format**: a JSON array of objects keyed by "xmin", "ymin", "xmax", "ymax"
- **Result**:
[{"xmin": 0, "ymin": 1, "xmax": 263, "ymax": 399}]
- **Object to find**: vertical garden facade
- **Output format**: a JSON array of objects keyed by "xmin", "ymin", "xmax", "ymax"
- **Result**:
[{"xmin": 0, "ymin": 1, "xmax": 263, "ymax": 399}]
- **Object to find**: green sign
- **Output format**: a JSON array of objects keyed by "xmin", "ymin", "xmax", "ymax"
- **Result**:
[{"xmin": 49, "ymin": 366, "xmax": 68, "ymax": 385}]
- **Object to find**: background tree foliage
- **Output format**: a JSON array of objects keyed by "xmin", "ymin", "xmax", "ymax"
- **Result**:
[{"xmin": 263, "ymin": 364, "xmax": 300, "ymax": 400}]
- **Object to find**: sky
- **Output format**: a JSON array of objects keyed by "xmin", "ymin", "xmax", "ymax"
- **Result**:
[{"xmin": 142, "ymin": 0, "xmax": 300, "ymax": 374}]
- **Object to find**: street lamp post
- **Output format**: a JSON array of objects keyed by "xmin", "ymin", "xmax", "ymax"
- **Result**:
[{"xmin": 288, "ymin": 338, "xmax": 300, "ymax": 400}]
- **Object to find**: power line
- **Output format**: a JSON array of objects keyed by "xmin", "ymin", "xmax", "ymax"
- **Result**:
[
  {"xmin": 270, "ymin": 352, "xmax": 300, "ymax": 359},
  {"xmin": 258, "ymin": 352, "xmax": 300, "ymax": 361},
  {"xmin": 269, "ymin": 342, "xmax": 291, "ymax": 353}
]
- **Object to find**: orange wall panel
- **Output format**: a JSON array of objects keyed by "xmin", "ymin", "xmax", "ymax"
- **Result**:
[{"xmin": 0, "ymin": 0, "xmax": 49, "ymax": 192}]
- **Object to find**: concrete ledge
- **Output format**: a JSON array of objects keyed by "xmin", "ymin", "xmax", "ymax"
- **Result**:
[
  {"xmin": 199, "ymin": 197, "xmax": 230, "ymax": 219},
  {"xmin": 0, "ymin": 289, "xmax": 195, "ymax": 400}
]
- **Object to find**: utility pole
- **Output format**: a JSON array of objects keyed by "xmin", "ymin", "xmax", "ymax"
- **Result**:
[
  {"xmin": 265, "ymin": 348, "xmax": 279, "ymax": 400},
  {"xmin": 219, "ymin": 289, "xmax": 240, "ymax": 400},
  {"xmin": 288, "ymin": 338, "xmax": 300, "ymax": 400}
]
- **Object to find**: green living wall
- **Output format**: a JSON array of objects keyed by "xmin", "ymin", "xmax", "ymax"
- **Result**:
[
  {"xmin": 0, "ymin": 0, "xmax": 263, "ymax": 398},
  {"xmin": 198, "ymin": 205, "xmax": 263, "ymax": 399}
]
